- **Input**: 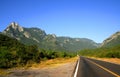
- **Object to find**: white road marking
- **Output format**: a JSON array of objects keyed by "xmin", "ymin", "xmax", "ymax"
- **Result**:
[{"xmin": 74, "ymin": 59, "xmax": 80, "ymax": 77}]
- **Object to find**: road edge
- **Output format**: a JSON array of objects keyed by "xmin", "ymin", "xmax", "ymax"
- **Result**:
[{"xmin": 72, "ymin": 57, "xmax": 80, "ymax": 77}]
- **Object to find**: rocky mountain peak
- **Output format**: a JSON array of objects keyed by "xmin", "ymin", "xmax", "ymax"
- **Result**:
[
  {"xmin": 4, "ymin": 22, "xmax": 24, "ymax": 32},
  {"xmin": 51, "ymin": 34, "xmax": 56, "ymax": 38}
]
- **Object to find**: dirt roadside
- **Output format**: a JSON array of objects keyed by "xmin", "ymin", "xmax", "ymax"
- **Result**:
[{"xmin": 7, "ymin": 62, "xmax": 76, "ymax": 77}]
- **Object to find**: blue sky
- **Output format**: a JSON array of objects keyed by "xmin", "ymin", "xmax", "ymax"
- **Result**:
[{"xmin": 0, "ymin": 0, "xmax": 120, "ymax": 43}]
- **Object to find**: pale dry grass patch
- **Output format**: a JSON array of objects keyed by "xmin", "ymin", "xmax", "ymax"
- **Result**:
[
  {"xmin": 31, "ymin": 57, "xmax": 78, "ymax": 69},
  {"xmin": 90, "ymin": 57, "xmax": 120, "ymax": 65},
  {"xmin": 97, "ymin": 58, "xmax": 120, "ymax": 64},
  {"xmin": 0, "ymin": 69, "xmax": 10, "ymax": 76}
]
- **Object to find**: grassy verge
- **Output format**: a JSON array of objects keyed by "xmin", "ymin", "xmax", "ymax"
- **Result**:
[
  {"xmin": 30, "ymin": 57, "xmax": 78, "ymax": 69},
  {"xmin": 89, "ymin": 57, "xmax": 120, "ymax": 65}
]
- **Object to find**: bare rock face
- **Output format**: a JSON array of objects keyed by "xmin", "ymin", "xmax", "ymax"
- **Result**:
[
  {"xmin": 23, "ymin": 31, "xmax": 31, "ymax": 38},
  {"xmin": 10, "ymin": 22, "xmax": 24, "ymax": 32},
  {"xmin": 51, "ymin": 34, "xmax": 56, "ymax": 38},
  {"xmin": 4, "ymin": 22, "xmax": 24, "ymax": 33},
  {"xmin": 33, "ymin": 37, "xmax": 39, "ymax": 43}
]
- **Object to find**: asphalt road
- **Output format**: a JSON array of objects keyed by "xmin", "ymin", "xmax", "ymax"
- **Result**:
[{"xmin": 74, "ymin": 57, "xmax": 120, "ymax": 77}]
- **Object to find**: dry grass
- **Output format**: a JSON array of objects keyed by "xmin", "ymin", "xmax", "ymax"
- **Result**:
[
  {"xmin": 90, "ymin": 57, "xmax": 120, "ymax": 65},
  {"xmin": 0, "ymin": 69, "xmax": 10, "ymax": 76},
  {"xmin": 31, "ymin": 57, "xmax": 78, "ymax": 69}
]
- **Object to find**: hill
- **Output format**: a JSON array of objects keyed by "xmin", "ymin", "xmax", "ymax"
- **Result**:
[
  {"xmin": 78, "ymin": 31, "xmax": 120, "ymax": 58},
  {"xmin": 57, "ymin": 37, "xmax": 98, "ymax": 51},
  {"xmin": 101, "ymin": 31, "xmax": 120, "ymax": 47}
]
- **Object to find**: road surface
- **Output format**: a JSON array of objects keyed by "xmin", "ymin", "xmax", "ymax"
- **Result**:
[{"xmin": 74, "ymin": 57, "xmax": 120, "ymax": 77}]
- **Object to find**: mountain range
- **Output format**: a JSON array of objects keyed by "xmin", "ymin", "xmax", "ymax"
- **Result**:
[
  {"xmin": 1, "ymin": 22, "xmax": 120, "ymax": 51},
  {"xmin": 2, "ymin": 22, "xmax": 100, "ymax": 51}
]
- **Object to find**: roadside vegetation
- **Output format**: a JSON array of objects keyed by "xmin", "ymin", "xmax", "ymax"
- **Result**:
[
  {"xmin": 0, "ymin": 34, "xmax": 76, "ymax": 68},
  {"xmin": 78, "ymin": 45, "xmax": 120, "ymax": 58}
]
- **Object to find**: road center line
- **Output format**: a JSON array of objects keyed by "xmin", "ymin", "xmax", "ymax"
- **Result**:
[
  {"xmin": 74, "ymin": 59, "xmax": 80, "ymax": 77},
  {"xmin": 86, "ymin": 59, "xmax": 120, "ymax": 77}
]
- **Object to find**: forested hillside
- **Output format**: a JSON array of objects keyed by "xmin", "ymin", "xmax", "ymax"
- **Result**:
[{"xmin": 78, "ymin": 45, "xmax": 120, "ymax": 58}]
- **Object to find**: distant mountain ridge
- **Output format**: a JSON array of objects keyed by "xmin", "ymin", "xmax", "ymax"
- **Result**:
[
  {"xmin": 2, "ymin": 22, "xmax": 99, "ymax": 51},
  {"xmin": 101, "ymin": 31, "xmax": 120, "ymax": 47}
]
